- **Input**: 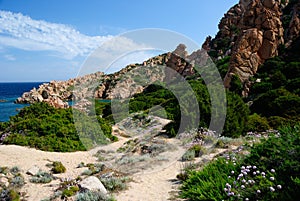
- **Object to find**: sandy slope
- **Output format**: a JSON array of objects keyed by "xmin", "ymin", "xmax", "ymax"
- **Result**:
[
  {"xmin": 0, "ymin": 142, "xmax": 230, "ymax": 201},
  {"xmin": 0, "ymin": 145, "xmax": 99, "ymax": 200},
  {"xmin": 0, "ymin": 115, "xmax": 231, "ymax": 201}
]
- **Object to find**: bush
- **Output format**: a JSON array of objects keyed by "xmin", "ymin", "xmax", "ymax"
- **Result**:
[
  {"xmin": 243, "ymin": 124, "xmax": 300, "ymax": 200},
  {"xmin": 62, "ymin": 186, "xmax": 79, "ymax": 197},
  {"xmin": 180, "ymin": 157, "xmax": 241, "ymax": 200},
  {"xmin": 222, "ymin": 91, "xmax": 250, "ymax": 137},
  {"xmin": 250, "ymin": 88, "xmax": 292, "ymax": 117},
  {"xmin": 267, "ymin": 116, "xmax": 289, "ymax": 129},
  {"xmin": 189, "ymin": 144, "xmax": 206, "ymax": 157},
  {"xmin": 247, "ymin": 113, "xmax": 270, "ymax": 132},
  {"xmin": 1, "ymin": 102, "xmax": 116, "ymax": 152},
  {"xmin": 2, "ymin": 103, "xmax": 86, "ymax": 152},
  {"xmin": 51, "ymin": 161, "xmax": 66, "ymax": 174}
]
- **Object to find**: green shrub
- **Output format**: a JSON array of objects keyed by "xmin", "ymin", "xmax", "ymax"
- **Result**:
[
  {"xmin": 229, "ymin": 74, "xmax": 243, "ymax": 95},
  {"xmin": 224, "ymin": 165, "xmax": 281, "ymax": 200},
  {"xmin": 247, "ymin": 113, "xmax": 270, "ymax": 132},
  {"xmin": 51, "ymin": 161, "xmax": 66, "ymax": 174},
  {"xmin": 1, "ymin": 102, "xmax": 116, "ymax": 152},
  {"xmin": 267, "ymin": 116, "xmax": 290, "ymax": 129},
  {"xmin": 62, "ymin": 186, "xmax": 79, "ymax": 197},
  {"xmin": 0, "ymin": 166, "xmax": 9, "ymax": 174},
  {"xmin": 9, "ymin": 190, "xmax": 20, "ymax": 201},
  {"xmin": 0, "ymin": 189, "xmax": 20, "ymax": 201},
  {"xmin": 189, "ymin": 144, "xmax": 206, "ymax": 157},
  {"xmin": 180, "ymin": 157, "xmax": 241, "ymax": 200},
  {"xmin": 251, "ymin": 82, "xmax": 273, "ymax": 94},
  {"xmin": 243, "ymin": 124, "xmax": 300, "ymax": 200},
  {"xmin": 222, "ymin": 91, "xmax": 250, "ymax": 137}
]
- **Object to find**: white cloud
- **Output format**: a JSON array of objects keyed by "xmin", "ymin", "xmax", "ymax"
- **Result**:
[
  {"xmin": 78, "ymin": 36, "xmax": 153, "ymax": 75},
  {"xmin": 3, "ymin": 54, "xmax": 16, "ymax": 61},
  {"xmin": 0, "ymin": 10, "xmax": 113, "ymax": 59}
]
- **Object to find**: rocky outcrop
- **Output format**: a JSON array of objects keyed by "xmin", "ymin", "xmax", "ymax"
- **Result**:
[
  {"xmin": 223, "ymin": 0, "xmax": 285, "ymax": 96},
  {"xmin": 16, "ymin": 44, "xmax": 209, "ymax": 110},
  {"xmin": 205, "ymin": 0, "xmax": 298, "ymax": 96},
  {"xmin": 15, "ymin": 72, "xmax": 104, "ymax": 109},
  {"xmin": 284, "ymin": 0, "xmax": 300, "ymax": 47}
]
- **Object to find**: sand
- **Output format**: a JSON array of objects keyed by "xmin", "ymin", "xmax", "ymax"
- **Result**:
[{"xmin": 0, "ymin": 141, "xmax": 230, "ymax": 201}]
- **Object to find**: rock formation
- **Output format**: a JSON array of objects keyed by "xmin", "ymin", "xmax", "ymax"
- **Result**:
[
  {"xmin": 284, "ymin": 0, "xmax": 300, "ymax": 47},
  {"xmin": 223, "ymin": 0, "xmax": 285, "ymax": 95},
  {"xmin": 16, "ymin": 45, "xmax": 199, "ymax": 109},
  {"xmin": 15, "ymin": 72, "xmax": 104, "ymax": 109}
]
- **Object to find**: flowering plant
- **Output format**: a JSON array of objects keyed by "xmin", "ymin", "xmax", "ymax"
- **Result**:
[{"xmin": 224, "ymin": 165, "xmax": 282, "ymax": 200}]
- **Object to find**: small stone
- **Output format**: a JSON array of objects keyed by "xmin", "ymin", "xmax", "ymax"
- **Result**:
[
  {"xmin": 26, "ymin": 166, "xmax": 40, "ymax": 176},
  {"xmin": 0, "ymin": 177, "xmax": 9, "ymax": 187}
]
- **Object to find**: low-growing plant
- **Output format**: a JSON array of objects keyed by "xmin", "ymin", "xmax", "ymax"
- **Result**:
[
  {"xmin": 10, "ymin": 174, "xmax": 25, "ymax": 188},
  {"xmin": 10, "ymin": 166, "xmax": 20, "ymax": 175},
  {"xmin": 181, "ymin": 149, "xmax": 195, "ymax": 161},
  {"xmin": 242, "ymin": 124, "xmax": 300, "ymax": 200},
  {"xmin": 116, "ymin": 154, "xmax": 151, "ymax": 165},
  {"xmin": 180, "ymin": 157, "xmax": 242, "ymax": 200},
  {"xmin": 77, "ymin": 162, "xmax": 85, "ymax": 168},
  {"xmin": 62, "ymin": 186, "xmax": 80, "ymax": 197},
  {"xmin": 30, "ymin": 171, "xmax": 54, "ymax": 183},
  {"xmin": 0, "ymin": 189, "xmax": 20, "ymax": 201},
  {"xmin": 81, "ymin": 169, "xmax": 93, "ymax": 176},
  {"xmin": 51, "ymin": 161, "xmax": 66, "ymax": 174},
  {"xmin": 0, "ymin": 166, "xmax": 9, "ymax": 175},
  {"xmin": 190, "ymin": 144, "xmax": 206, "ymax": 157},
  {"xmin": 99, "ymin": 177, "xmax": 130, "ymax": 192},
  {"xmin": 83, "ymin": 163, "xmax": 106, "ymax": 175},
  {"xmin": 75, "ymin": 190, "xmax": 115, "ymax": 201},
  {"xmin": 224, "ymin": 165, "xmax": 282, "ymax": 200}
]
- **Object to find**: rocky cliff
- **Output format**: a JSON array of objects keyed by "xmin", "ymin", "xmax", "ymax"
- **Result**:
[{"xmin": 208, "ymin": 0, "xmax": 300, "ymax": 96}]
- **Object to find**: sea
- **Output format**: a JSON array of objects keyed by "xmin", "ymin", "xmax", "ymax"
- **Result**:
[{"xmin": 0, "ymin": 82, "xmax": 44, "ymax": 122}]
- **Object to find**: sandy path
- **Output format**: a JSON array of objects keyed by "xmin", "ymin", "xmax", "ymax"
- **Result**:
[
  {"xmin": 115, "ymin": 160, "xmax": 183, "ymax": 201},
  {"xmin": 115, "ymin": 146, "xmax": 228, "ymax": 201}
]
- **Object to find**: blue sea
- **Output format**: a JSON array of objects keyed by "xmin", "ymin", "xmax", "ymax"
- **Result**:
[{"xmin": 0, "ymin": 82, "xmax": 44, "ymax": 122}]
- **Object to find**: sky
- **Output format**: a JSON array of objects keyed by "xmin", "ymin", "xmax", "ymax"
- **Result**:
[{"xmin": 0, "ymin": 0, "xmax": 238, "ymax": 82}]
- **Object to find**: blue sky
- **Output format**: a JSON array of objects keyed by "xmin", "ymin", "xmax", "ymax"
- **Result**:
[{"xmin": 0, "ymin": 0, "xmax": 238, "ymax": 82}]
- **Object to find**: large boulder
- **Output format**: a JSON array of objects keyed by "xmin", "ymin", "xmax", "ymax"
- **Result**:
[{"xmin": 79, "ymin": 176, "xmax": 107, "ymax": 194}]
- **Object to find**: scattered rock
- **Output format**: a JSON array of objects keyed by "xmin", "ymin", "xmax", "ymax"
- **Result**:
[
  {"xmin": 79, "ymin": 176, "xmax": 107, "ymax": 194},
  {"xmin": 0, "ymin": 177, "xmax": 9, "ymax": 187}
]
